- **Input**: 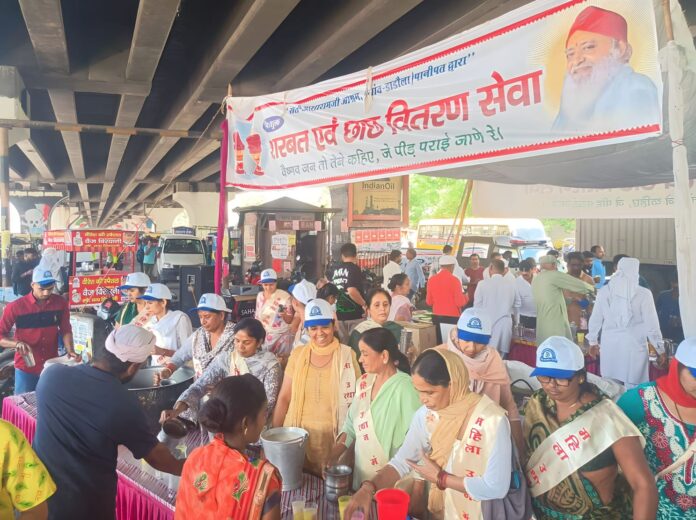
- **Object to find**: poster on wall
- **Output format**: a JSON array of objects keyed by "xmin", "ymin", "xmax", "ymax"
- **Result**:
[
  {"xmin": 226, "ymin": 0, "xmax": 662, "ymax": 190},
  {"xmin": 12, "ymin": 196, "xmax": 63, "ymax": 236},
  {"xmin": 349, "ymin": 176, "xmax": 408, "ymax": 225}
]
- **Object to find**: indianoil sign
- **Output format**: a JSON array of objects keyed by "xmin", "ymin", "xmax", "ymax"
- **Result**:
[{"xmin": 348, "ymin": 176, "xmax": 408, "ymax": 226}]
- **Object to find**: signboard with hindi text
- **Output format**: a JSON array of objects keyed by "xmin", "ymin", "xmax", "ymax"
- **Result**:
[
  {"xmin": 472, "ymin": 181, "xmax": 696, "ymax": 219},
  {"xmin": 69, "ymin": 274, "xmax": 125, "ymax": 308},
  {"xmin": 226, "ymin": 0, "xmax": 662, "ymax": 190},
  {"xmin": 348, "ymin": 176, "xmax": 407, "ymax": 225}
]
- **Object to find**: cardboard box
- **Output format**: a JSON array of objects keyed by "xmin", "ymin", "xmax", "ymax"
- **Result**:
[{"xmin": 397, "ymin": 321, "xmax": 438, "ymax": 356}]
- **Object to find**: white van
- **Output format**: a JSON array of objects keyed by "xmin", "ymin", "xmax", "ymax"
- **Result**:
[{"xmin": 156, "ymin": 234, "xmax": 207, "ymax": 281}]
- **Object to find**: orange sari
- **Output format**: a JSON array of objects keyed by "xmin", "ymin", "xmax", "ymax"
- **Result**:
[{"xmin": 175, "ymin": 435, "xmax": 281, "ymax": 520}]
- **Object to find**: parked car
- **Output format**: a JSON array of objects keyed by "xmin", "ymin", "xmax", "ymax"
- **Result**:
[{"xmin": 156, "ymin": 234, "xmax": 207, "ymax": 282}]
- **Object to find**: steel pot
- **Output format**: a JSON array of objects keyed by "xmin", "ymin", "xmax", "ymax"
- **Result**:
[
  {"xmin": 124, "ymin": 367, "xmax": 194, "ymax": 435},
  {"xmin": 324, "ymin": 464, "xmax": 353, "ymax": 502}
]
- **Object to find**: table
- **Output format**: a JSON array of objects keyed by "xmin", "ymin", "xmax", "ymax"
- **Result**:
[{"xmin": 2, "ymin": 394, "xmax": 351, "ymax": 520}]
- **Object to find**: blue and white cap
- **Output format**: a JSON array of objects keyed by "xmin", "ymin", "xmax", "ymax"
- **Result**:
[
  {"xmin": 531, "ymin": 336, "xmax": 585, "ymax": 379},
  {"xmin": 292, "ymin": 279, "xmax": 317, "ymax": 306},
  {"xmin": 32, "ymin": 268, "xmax": 56, "ymax": 287},
  {"xmin": 191, "ymin": 293, "xmax": 232, "ymax": 313},
  {"xmin": 118, "ymin": 272, "xmax": 151, "ymax": 290},
  {"xmin": 456, "ymin": 308, "xmax": 491, "ymax": 344},
  {"xmin": 675, "ymin": 337, "xmax": 696, "ymax": 378},
  {"xmin": 138, "ymin": 283, "xmax": 172, "ymax": 301},
  {"xmin": 258, "ymin": 268, "xmax": 278, "ymax": 284},
  {"xmin": 304, "ymin": 298, "xmax": 334, "ymax": 327}
]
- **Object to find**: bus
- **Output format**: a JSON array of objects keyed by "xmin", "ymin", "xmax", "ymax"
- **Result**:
[{"xmin": 416, "ymin": 218, "xmax": 550, "ymax": 251}]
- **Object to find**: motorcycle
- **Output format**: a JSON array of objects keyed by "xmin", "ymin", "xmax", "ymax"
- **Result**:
[{"xmin": 0, "ymin": 348, "xmax": 15, "ymax": 398}]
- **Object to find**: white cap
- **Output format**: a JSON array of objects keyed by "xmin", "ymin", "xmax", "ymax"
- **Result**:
[
  {"xmin": 32, "ymin": 267, "xmax": 56, "ymax": 286},
  {"xmin": 531, "ymin": 336, "xmax": 585, "ymax": 379},
  {"xmin": 304, "ymin": 298, "xmax": 334, "ymax": 327},
  {"xmin": 138, "ymin": 283, "xmax": 172, "ymax": 301},
  {"xmin": 105, "ymin": 324, "xmax": 156, "ymax": 363},
  {"xmin": 292, "ymin": 279, "xmax": 317, "ymax": 305},
  {"xmin": 192, "ymin": 293, "xmax": 231, "ymax": 313},
  {"xmin": 439, "ymin": 255, "xmax": 457, "ymax": 266},
  {"xmin": 675, "ymin": 337, "xmax": 696, "ymax": 376},
  {"xmin": 118, "ymin": 272, "xmax": 151, "ymax": 289},
  {"xmin": 456, "ymin": 308, "xmax": 492, "ymax": 343},
  {"xmin": 258, "ymin": 268, "xmax": 278, "ymax": 284}
]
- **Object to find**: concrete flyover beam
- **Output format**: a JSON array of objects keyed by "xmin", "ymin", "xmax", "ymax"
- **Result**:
[
  {"xmin": 100, "ymin": 0, "xmax": 301, "ymax": 225},
  {"xmin": 19, "ymin": 0, "xmax": 92, "ymax": 223},
  {"xmin": 20, "ymin": 71, "xmax": 151, "ymax": 96},
  {"xmin": 98, "ymin": 0, "xmax": 181, "ymax": 224},
  {"xmin": 15, "ymin": 139, "xmax": 55, "ymax": 180}
]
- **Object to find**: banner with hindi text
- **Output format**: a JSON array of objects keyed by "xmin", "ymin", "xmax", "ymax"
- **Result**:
[{"xmin": 225, "ymin": 0, "xmax": 662, "ymax": 190}]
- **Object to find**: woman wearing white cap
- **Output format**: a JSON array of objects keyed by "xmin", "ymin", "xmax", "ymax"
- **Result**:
[
  {"xmin": 347, "ymin": 288, "xmax": 403, "ymax": 361},
  {"xmin": 114, "ymin": 272, "xmax": 151, "ymax": 326},
  {"xmin": 161, "ymin": 318, "xmax": 281, "ymax": 426},
  {"xmin": 445, "ymin": 307, "xmax": 525, "ymax": 456},
  {"xmin": 345, "ymin": 348, "xmax": 512, "ymax": 520},
  {"xmin": 140, "ymin": 283, "xmax": 193, "ymax": 359},
  {"xmin": 272, "ymin": 299, "xmax": 360, "ymax": 475},
  {"xmin": 618, "ymin": 337, "xmax": 696, "ymax": 518},
  {"xmin": 254, "ymin": 268, "xmax": 293, "ymax": 356},
  {"xmin": 155, "ymin": 293, "xmax": 236, "ymax": 383},
  {"xmin": 289, "ymin": 279, "xmax": 317, "ymax": 349},
  {"xmin": 524, "ymin": 336, "xmax": 656, "ymax": 519}
]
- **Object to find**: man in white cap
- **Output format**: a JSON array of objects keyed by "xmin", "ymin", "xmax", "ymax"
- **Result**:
[
  {"xmin": 155, "ymin": 293, "xmax": 236, "ymax": 383},
  {"xmin": 34, "ymin": 324, "xmax": 184, "ymax": 520},
  {"xmin": 426, "ymin": 254, "xmax": 467, "ymax": 344},
  {"xmin": 532, "ymin": 255, "xmax": 594, "ymax": 345},
  {"xmin": 114, "ymin": 271, "xmax": 151, "ymax": 326},
  {"xmin": 0, "ymin": 267, "xmax": 76, "ymax": 394},
  {"xmin": 474, "ymin": 259, "xmax": 518, "ymax": 358}
]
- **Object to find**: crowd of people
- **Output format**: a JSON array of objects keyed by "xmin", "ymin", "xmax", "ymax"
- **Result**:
[{"xmin": 0, "ymin": 240, "xmax": 692, "ymax": 520}]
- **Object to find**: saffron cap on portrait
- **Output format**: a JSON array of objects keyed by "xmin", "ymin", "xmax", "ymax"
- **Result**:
[
  {"xmin": 191, "ymin": 293, "xmax": 232, "ymax": 313},
  {"xmin": 674, "ymin": 337, "xmax": 696, "ymax": 378},
  {"xmin": 566, "ymin": 6, "xmax": 628, "ymax": 46},
  {"xmin": 456, "ymin": 308, "xmax": 492, "ymax": 344},
  {"xmin": 530, "ymin": 336, "xmax": 585, "ymax": 379},
  {"xmin": 439, "ymin": 255, "xmax": 457, "ymax": 266},
  {"xmin": 292, "ymin": 279, "xmax": 317, "ymax": 306},
  {"xmin": 118, "ymin": 272, "xmax": 151, "ymax": 290},
  {"xmin": 304, "ymin": 298, "xmax": 334, "ymax": 327},
  {"xmin": 258, "ymin": 268, "xmax": 278, "ymax": 284},
  {"xmin": 32, "ymin": 267, "xmax": 56, "ymax": 287},
  {"xmin": 138, "ymin": 283, "xmax": 173, "ymax": 301}
]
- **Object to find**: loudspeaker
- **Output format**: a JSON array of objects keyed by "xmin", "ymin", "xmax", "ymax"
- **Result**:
[{"xmin": 179, "ymin": 265, "xmax": 216, "ymax": 328}]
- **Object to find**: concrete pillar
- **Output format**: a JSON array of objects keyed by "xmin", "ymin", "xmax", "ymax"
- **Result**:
[
  {"xmin": 173, "ymin": 192, "xmax": 220, "ymax": 228},
  {"xmin": 0, "ymin": 127, "xmax": 9, "ymax": 286},
  {"xmin": 328, "ymin": 184, "xmax": 350, "ymax": 260}
]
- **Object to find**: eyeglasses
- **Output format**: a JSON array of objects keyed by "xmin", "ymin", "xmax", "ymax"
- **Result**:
[{"xmin": 536, "ymin": 376, "xmax": 572, "ymax": 387}]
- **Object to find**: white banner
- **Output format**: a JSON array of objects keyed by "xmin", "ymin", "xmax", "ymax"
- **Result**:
[
  {"xmin": 472, "ymin": 180, "xmax": 696, "ymax": 219},
  {"xmin": 226, "ymin": 0, "xmax": 662, "ymax": 190}
]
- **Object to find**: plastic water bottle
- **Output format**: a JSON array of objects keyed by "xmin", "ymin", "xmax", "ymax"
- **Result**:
[{"xmin": 570, "ymin": 322, "xmax": 578, "ymax": 343}]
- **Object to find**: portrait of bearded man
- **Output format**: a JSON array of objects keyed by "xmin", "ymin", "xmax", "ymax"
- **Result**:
[{"xmin": 553, "ymin": 6, "xmax": 660, "ymax": 132}]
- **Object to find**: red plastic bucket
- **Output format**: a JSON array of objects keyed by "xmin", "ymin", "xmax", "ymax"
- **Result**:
[{"xmin": 375, "ymin": 488, "xmax": 410, "ymax": 519}]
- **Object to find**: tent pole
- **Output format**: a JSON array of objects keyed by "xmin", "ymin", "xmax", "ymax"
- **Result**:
[
  {"xmin": 662, "ymin": 0, "xmax": 695, "ymax": 337},
  {"xmin": 453, "ymin": 180, "xmax": 474, "ymax": 255}
]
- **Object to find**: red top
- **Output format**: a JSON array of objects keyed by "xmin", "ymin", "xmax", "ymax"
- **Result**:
[
  {"xmin": 464, "ymin": 266, "xmax": 485, "ymax": 302},
  {"xmin": 0, "ymin": 292, "xmax": 72, "ymax": 374},
  {"xmin": 426, "ymin": 270, "xmax": 468, "ymax": 317}
]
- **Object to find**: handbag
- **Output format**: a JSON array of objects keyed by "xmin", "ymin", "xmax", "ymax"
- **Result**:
[{"xmin": 481, "ymin": 443, "xmax": 533, "ymax": 520}]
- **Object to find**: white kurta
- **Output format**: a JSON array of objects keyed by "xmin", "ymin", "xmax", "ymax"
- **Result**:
[
  {"xmin": 381, "ymin": 261, "xmax": 403, "ymax": 290},
  {"xmin": 146, "ymin": 310, "xmax": 194, "ymax": 352},
  {"xmin": 514, "ymin": 275, "xmax": 536, "ymax": 321},
  {"xmin": 483, "ymin": 268, "xmax": 515, "ymax": 282},
  {"xmin": 587, "ymin": 285, "xmax": 662, "ymax": 388},
  {"xmin": 474, "ymin": 274, "xmax": 518, "ymax": 355}
]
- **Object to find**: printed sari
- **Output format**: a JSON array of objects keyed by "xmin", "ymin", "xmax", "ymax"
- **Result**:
[
  {"xmin": 175, "ymin": 435, "xmax": 281, "ymax": 520},
  {"xmin": 523, "ymin": 386, "xmax": 636, "ymax": 519},
  {"xmin": 255, "ymin": 289, "xmax": 293, "ymax": 356}
]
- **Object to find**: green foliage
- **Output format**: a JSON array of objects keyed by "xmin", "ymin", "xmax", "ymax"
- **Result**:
[
  {"xmin": 542, "ymin": 218, "xmax": 576, "ymax": 234},
  {"xmin": 408, "ymin": 175, "xmax": 468, "ymax": 226}
]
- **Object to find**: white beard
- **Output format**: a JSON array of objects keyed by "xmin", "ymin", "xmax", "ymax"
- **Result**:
[{"xmin": 557, "ymin": 55, "xmax": 624, "ymax": 124}]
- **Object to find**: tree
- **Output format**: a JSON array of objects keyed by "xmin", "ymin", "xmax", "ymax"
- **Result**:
[{"xmin": 408, "ymin": 175, "xmax": 468, "ymax": 227}]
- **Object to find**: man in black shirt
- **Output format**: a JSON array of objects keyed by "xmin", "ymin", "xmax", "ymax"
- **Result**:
[
  {"xmin": 34, "ymin": 324, "xmax": 184, "ymax": 520},
  {"xmin": 330, "ymin": 242, "xmax": 366, "ymax": 342},
  {"xmin": 11, "ymin": 247, "xmax": 39, "ymax": 296}
]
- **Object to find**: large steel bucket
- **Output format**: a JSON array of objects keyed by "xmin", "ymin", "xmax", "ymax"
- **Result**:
[
  {"xmin": 260, "ymin": 427, "xmax": 308, "ymax": 491},
  {"xmin": 124, "ymin": 367, "xmax": 194, "ymax": 435}
]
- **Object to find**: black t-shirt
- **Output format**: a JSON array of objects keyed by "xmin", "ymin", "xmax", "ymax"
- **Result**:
[
  {"xmin": 331, "ymin": 261, "xmax": 365, "ymax": 321},
  {"xmin": 34, "ymin": 364, "xmax": 158, "ymax": 520}
]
